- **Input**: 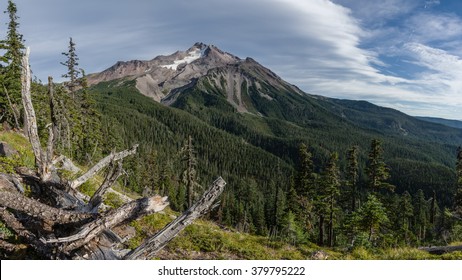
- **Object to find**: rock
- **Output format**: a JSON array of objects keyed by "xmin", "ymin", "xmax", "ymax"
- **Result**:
[
  {"xmin": 0, "ymin": 142, "xmax": 18, "ymax": 157},
  {"xmin": 311, "ymin": 250, "xmax": 328, "ymax": 260}
]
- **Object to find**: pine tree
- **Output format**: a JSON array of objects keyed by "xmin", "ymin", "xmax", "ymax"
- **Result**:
[
  {"xmin": 295, "ymin": 143, "xmax": 316, "ymax": 237},
  {"xmin": 413, "ymin": 189, "xmax": 428, "ymax": 242},
  {"xmin": 324, "ymin": 152, "xmax": 341, "ymax": 247},
  {"xmin": 180, "ymin": 135, "xmax": 201, "ymax": 209},
  {"xmin": 296, "ymin": 143, "xmax": 315, "ymax": 197},
  {"xmin": 399, "ymin": 191, "xmax": 414, "ymax": 243},
  {"xmin": 61, "ymin": 37, "xmax": 81, "ymax": 95},
  {"xmin": 358, "ymin": 194, "xmax": 389, "ymax": 241},
  {"xmin": 346, "ymin": 145, "xmax": 359, "ymax": 211},
  {"xmin": 366, "ymin": 139, "xmax": 394, "ymax": 192},
  {"xmin": 0, "ymin": 0, "xmax": 25, "ymax": 129}
]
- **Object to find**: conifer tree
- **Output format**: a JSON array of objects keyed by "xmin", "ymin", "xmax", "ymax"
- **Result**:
[
  {"xmin": 413, "ymin": 189, "xmax": 428, "ymax": 242},
  {"xmin": 366, "ymin": 139, "xmax": 394, "ymax": 192},
  {"xmin": 358, "ymin": 194, "xmax": 389, "ymax": 241},
  {"xmin": 61, "ymin": 37, "xmax": 81, "ymax": 95},
  {"xmin": 399, "ymin": 191, "xmax": 414, "ymax": 243},
  {"xmin": 296, "ymin": 143, "xmax": 314, "ymax": 197},
  {"xmin": 295, "ymin": 143, "xmax": 316, "ymax": 236},
  {"xmin": 0, "ymin": 0, "xmax": 25, "ymax": 129},
  {"xmin": 346, "ymin": 145, "xmax": 359, "ymax": 211},
  {"xmin": 324, "ymin": 152, "xmax": 341, "ymax": 247},
  {"xmin": 180, "ymin": 135, "xmax": 201, "ymax": 209}
]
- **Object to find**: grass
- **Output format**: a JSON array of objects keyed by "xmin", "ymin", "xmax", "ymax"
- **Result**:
[
  {"xmin": 127, "ymin": 207, "xmax": 462, "ymax": 260},
  {"xmin": 0, "ymin": 131, "xmax": 35, "ymax": 170},
  {"xmin": 129, "ymin": 210, "xmax": 344, "ymax": 260}
]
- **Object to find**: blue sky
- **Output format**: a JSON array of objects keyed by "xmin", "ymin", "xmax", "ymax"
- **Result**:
[{"xmin": 4, "ymin": 0, "xmax": 462, "ymax": 119}]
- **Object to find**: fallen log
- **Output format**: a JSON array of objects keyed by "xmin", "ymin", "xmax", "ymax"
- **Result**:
[
  {"xmin": 0, "ymin": 191, "xmax": 95, "ymax": 225},
  {"xmin": 419, "ymin": 245, "xmax": 462, "ymax": 255},
  {"xmin": 44, "ymin": 195, "xmax": 169, "ymax": 253}
]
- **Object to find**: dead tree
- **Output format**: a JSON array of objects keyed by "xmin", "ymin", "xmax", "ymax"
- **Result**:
[{"xmin": 0, "ymin": 47, "xmax": 226, "ymax": 259}]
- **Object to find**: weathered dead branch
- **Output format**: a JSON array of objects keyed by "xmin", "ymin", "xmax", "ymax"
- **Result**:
[
  {"xmin": 68, "ymin": 144, "xmax": 138, "ymax": 190},
  {"xmin": 0, "ymin": 191, "xmax": 95, "ymax": 225},
  {"xmin": 86, "ymin": 161, "xmax": 123, "ymax": 212},
  {"xmin": 44, "ymin": 195, "xmax": 168, "ymax": 253},
  {"xmin": 125, "ymin": 176, "xmax": 226, "ymax": 260}
]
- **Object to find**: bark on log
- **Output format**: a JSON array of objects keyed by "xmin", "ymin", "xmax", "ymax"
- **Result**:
[
  {"xmin": 124, "ymin": 176, "xmax": 226, "ymax": 260},
  {"xmin": 0, "ymin": 191, "xmax": 95, "ymax": 225},
  {"xmin": 419, "ymin": 245, "xmax": 462, "ymax": 255},
  {"xmin": 68, "ymin": 144, "xmax": 138, "ymax": 190},
  {"xmin": 44, "ymin": 195, "xmax": 168, "ymax": 253},
  {"xmin": 0, "ymin": 208, "xmax": 53, "ymax": 258}
]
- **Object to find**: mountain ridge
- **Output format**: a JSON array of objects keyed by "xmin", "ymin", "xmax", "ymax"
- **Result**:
[{"xmin": 87, "ymin": 43, "xmax": 461, "ymax": 142}]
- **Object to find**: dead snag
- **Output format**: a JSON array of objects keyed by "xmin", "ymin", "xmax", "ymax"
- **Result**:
[{"xmin": 21, "ymin": 48, "xmax": 46, "ymax": 178}]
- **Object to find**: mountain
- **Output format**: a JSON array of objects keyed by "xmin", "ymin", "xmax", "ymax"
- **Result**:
[
  {"xmin": 88, "ymin": 43, "xmax": 244, "ymax": 103},
  {"xmin": 89, "ymin": 43, "xmax": 462, "ymax": 144},
  {"xmin": 416, "ymin": 116, "xmax": 462, "ymax": 130},
  {"xmin": 88, "ymin": 43, "xmax": 461, "ymax": 214}
]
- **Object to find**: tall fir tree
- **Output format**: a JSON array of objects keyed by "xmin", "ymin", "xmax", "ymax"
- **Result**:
[
  {"xmin": 413, "ymin": 189, "xmax": 428, "ymax": 242},
  {"xmin": 366, "ymin": 139, "xmax": 394, "ymax": 192},
  {"xmin": 324, "ymin": 152, "xmax": 341, "ymax": 247},
  {"xmin": 398, "ymin": 191, "xmax": 414, "ymax": 244},
  {"xmin": 296, "ymin": 143, "xmax": 316, "ymax": 236},
  {"xmin": 296, "ymin": 143, "xmax": 315, "ymax": 197},
  {"xmin": 0, "ymin": 0, "xmax": 25, "ymax": 129},
  {"xmin": 180, "ymin": 135, "xmax": 201, "ymax": 209},
  {"xmin": 61, "ymin": 37, "xmax": 80, "ymax": 95},
  {"xmin": 346, "ymin": 145, "xmax": 359, "ymax": 212}
]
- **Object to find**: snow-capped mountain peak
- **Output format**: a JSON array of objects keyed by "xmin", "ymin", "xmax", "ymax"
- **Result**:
[{"xmin": 161, "ymin": 44, "xmax": 207, "ymax": 70}]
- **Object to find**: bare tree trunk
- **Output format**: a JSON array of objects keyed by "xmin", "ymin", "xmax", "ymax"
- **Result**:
[
  {"xmin": 21, "ymin": 48, "xmax": 46, "ymax": 177},
  {"xmin": 125, "ymin": 177, "xmax": 226, "ymax": 260}
]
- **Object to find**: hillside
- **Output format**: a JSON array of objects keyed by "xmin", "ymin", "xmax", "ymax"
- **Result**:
[
  {"xmin": 88, "ymin": 44, "xmax": 461, "ymax": 207},
  {"xmin": 416, "ymin": 117, "xmax": 462, "ymax": 130},
  {"xmin": 83, "ymin": 44, "xmax": 462, "ymax": 254}
]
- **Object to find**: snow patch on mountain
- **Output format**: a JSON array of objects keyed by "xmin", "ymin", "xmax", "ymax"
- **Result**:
[{"xmin": 161, "ymin": 46, "xmax": 206, "ymax": 70}]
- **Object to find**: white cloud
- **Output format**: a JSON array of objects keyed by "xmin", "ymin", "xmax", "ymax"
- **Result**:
[{"xmin": 407, "ymin": 12, "xmax": 462, "ymax": 43}]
